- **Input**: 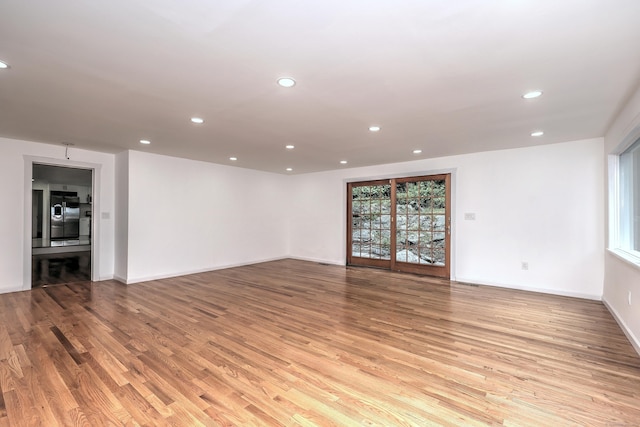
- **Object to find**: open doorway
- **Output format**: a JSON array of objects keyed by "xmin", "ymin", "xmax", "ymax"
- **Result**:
[{"xmin": 32, "ymin": 164, "xmax": 93, "ymax": 287}]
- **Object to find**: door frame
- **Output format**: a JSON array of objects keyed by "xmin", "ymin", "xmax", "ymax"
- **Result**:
[
  {"xmin": 23, "ymin": 156, "xmax": 102, "ymax": 291},
  {"xmin": 344, "ymin": 169, "xmax": 457, "ymax": 280}
]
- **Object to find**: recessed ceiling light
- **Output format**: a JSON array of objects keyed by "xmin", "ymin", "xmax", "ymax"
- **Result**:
[
  {"xmin": 531, "ymin": 131, "xmax": 544, "ymax": 137},
  {"xmin": 369, "ymin": 126, "xmax": 381, "ymax": 132},
  {"xmin": 413, "ymin": 149, "xmax": 422, "ymax": 154},
  {"xmin": 285, "ymin": 145, "xmax": 295, "ymax": 149},
  {"xmin": 286, "ymin": 167, "xmax": 293, "ymax": 172},
  {"xmin": 0, "ymin": 60, "xmax": 8, "ymax": 69},
  {"xmin": 191, "ymin": 117, "xmax": 204, "ymax": 124},
  {"xmin": 340, "ymin": 160, "xmax": 348, "ymax": 164},
  {"xmin": 140, "ymin": 139, "xmax": 151, "ymax": 145},
  {"xmin": 229, "ymin": 157, "xmax": 238, "ymax": 161},
  {"xmin": 522, "ymin": 90, "xmax": 543, "ymax": 99},
  {"xmin": 277, "ymin": 77, "xmax": 296, "ymax": 88}
]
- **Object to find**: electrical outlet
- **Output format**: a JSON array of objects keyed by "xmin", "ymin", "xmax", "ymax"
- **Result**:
[
  {"xmin": 629, "ymin": 291, "xmax": 632, "ymax": 306},
  {"xmin": 521, "ymin": 262, "xmax": 529, "ymax": 270}
]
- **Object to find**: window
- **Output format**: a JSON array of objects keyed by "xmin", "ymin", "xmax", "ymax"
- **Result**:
[{"xmin": 618, "ymin": 137, "xmax": 640, "ymax": 257}]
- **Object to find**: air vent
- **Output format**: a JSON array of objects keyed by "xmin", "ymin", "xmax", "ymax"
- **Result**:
[{"xmin": 458, "ymin": 282, "xmax": 479, "ymax": 287}]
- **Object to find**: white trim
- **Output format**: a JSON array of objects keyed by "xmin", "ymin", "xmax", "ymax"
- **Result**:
[
  {"xmin": 287, "ymin": 255, "xmax": 345, "ymax": 266},
  {"xmin": 113, "ymin": 274, "xmax": 127, "ymax": 284},
  {"xmin": 23, "ymin": 159, "xmax": 31, "ymax": 290},
  {"xmin": 343, "ymin": 168, "xmax": 457, "ymax": 184},
  {"xmin": 454, "ymin": 276, "xmax": 602, "ymax": 301},
  {"xmin": 607, "ymin": 154, "xmax": 620, "ymax": 249},
  {"xmin": 123, "ymin": 256, "xmax": 289, "ymax": 284},
  {"xmin": 23, "ymin": 155, "xmax": 102, "ymax": 290},
  {"xmin": 608, "ymin": 129, "xmax": 640, "ymax": 265},
  {"xmin": 602, "ymin": 298, "xmax": 640, "ymax": 357},
  {"xmin": 607, "ymin": 248, "xmax": 640, "ymax": 271},
  {"xmin": 1, "ymin": 285, "xmax": 26, "ymax": 294},
  {"xmin": 612, "ymin": 118, "xmax": 640, "ymax": 155}
]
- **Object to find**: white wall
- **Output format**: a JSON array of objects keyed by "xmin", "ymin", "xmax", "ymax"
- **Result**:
[
  {"xmin": 0, "ymin": 137, "xmax": 116, "ymax": 293},
  {"xmin": 0, "ymin": 135, "xmax": 606, "ymax": 304},
  {"xmin": 603, "ymin": 84, "xmax": 640, "ymax": 354},
  {"xmin": 289, "ymin": 138, "xmax": 605, "ymax": 299},
  {"xmin": 114, "ymin": 151, "xmax": 129, "ymax": 282},
  {"xmin": 120, "ymin": 150, "xmax": 290, "ymax": 283}
]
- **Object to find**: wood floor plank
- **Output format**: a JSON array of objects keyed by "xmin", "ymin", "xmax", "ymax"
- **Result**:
[{"xmin": 1, "ymin": 259, "xmax": 639, "ymax": 425}]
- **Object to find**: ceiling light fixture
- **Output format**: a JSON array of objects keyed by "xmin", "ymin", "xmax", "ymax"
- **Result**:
[
  {"xmin": 340, "ymin": 160, "xmax": 348, "ymax": 164},
  {"xmin": 191, "ymin": 117, "xmax": 204, "ymax": 124},
  {"xmin": 229, "ymin": 157, "xmax": 238, "ymax": 161},
  {"xmin": 522, "ymin": 90, "xmax": 543, "ymax": 99},
  {"xmin": 413, "ymin": 149, "xmax": 422, "ymax": 154},
  {"xmin": 63, "ymin": 142, "xmax": 74, "ymax": 160},
  {"xmin": 531, "ymin": 131, "xmax": 544, "ymax": 137},
  {"xmin": 0, "ymin": 60, "xmax": 8, "ymax": 69},
  {"xmin": 285, "ymin": 145, "xmax": 295, "ymax": 149},
  {"xmin": 277, "ymin": 77, "xmax": 296, "ymax": 88},
  {"xmin": 369, "ymin": 126, "xmax": 381, "ymax": 132},
  {"xmin": 286, "ymin": 167, "xmax": 293, "ymax": 172},
  {"xmin": 140, "ymin": 139, "xmax": 151, "ymax": 145}
]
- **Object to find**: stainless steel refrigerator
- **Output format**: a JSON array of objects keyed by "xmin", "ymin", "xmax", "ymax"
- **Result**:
[{"xmin": 50, "ymin": 195, "xmax": 80, "ymax": 239}]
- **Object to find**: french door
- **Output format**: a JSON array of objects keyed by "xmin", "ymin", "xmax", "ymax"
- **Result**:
[{"xmin": 347, "ymin": 174, "xmax": 451, "ymax": 278}]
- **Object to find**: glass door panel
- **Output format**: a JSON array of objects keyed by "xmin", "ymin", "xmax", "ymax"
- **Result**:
[
  {"xmin": 347, "ymin": 180, "xmax": 392, "ymax": 268},
  {"xmin": 348, "ymin": 174, "xmax": 450, "ymax": 278},
  {"xmin": 392, "ymin": 175, "xmax": 450, "ymax": 277}
]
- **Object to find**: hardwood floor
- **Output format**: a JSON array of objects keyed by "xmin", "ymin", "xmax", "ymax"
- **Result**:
[
  {"xmin": 31, "ymin": 251, "xmax": 91, "ymax": 288},
  {"xmin": 1, "ymin": 259, "xmax": 639, "ymax": 426}
]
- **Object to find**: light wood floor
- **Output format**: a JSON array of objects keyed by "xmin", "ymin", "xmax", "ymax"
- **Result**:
[{"xmin": 1, "ymin": 259, "xmax": 639, "ymax": 426}]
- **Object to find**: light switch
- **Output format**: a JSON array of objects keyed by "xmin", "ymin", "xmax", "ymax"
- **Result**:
[
  {"xmin": 464, "ymin": 213, "xmax": 476, "ymax": 220},
  {"xmin": 101, "ymin": 212, "xmax": 110, "ymax": 220}
]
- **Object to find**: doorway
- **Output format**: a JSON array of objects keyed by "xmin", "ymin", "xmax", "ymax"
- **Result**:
[
  {"xmin": 347, "ymin": 174, "xmax": 451, "ymax": 278},
  {"xmin": 31, "ymin": 164, "xmax": 93, "ymax": 287}
]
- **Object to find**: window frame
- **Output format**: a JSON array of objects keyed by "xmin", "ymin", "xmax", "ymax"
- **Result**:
[{"xmin": 609, "ymin": 128, "xmax": 640, "ymax": 267}]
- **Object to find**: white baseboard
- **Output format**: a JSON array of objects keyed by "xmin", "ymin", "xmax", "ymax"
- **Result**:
[
  {"xmin": 454, "ymin": 276, "xmax": 602, "ymax": 301},
  {"xmin": 112, "ymin": 275, "xmax": 126, "ymax": 284},
  {"xmin": 0, "ymin": 285, "xmax": 29, "ymax": 295},
  {"xmin": 602, "ymin": 298, "xmax": 640, "ymax": 357},
  {"xmin": 286, "ymin": 255, "xmax": 345, "ymax": 266},
  {"xmin": 122, "ymin": 256, "xmax": 290, "ymax": 285}
]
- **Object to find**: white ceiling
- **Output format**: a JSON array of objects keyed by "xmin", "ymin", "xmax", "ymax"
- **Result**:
[{"xmin": 1, "ymin": 1, "xmax": 639, "ymax": 174}]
